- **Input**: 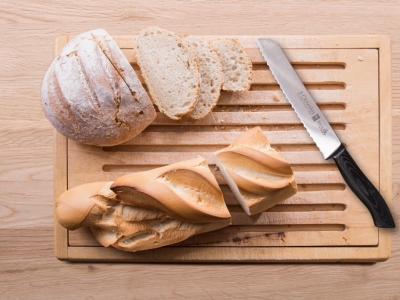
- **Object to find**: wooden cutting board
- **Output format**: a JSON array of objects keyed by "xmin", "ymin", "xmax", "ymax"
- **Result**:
[{"xmin": 54, "ymin": 35, "xmax": 392, "ymax": 262}]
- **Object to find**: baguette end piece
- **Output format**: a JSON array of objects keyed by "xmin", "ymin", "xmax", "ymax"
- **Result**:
[
  {"xmin": 215, "ymin": 127, "xmax": 297, "ymax": 215},
  {"xmin": 55, "ymin": 181, "xmax": 114, "ymax": 230}
]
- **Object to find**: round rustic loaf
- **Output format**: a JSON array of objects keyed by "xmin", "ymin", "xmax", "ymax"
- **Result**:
[{"xmin": 41, "ymin": 28, "xmax": 156, "ymax": 146}]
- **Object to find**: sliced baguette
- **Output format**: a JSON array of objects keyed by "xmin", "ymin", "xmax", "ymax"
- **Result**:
[
  {"xmin": 55, "ymin": 157, "xmax": 231, "ymax": 252},
  {"xmin": 214, "ymin": 127, "xmax": 297, "ymax": 215},
  {"xmin": 184, "ymin": 36, "xmax": 223, "ymax": 119},
  {"xmin": 135, "ymin": 27, "xmax": 201, "ymax": 120},
  {"xmin": 211, "ymin": 38, "xmax": 252, "ymax": 92}
]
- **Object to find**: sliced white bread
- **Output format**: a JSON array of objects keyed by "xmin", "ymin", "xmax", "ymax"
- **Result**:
[
  {"xmin": 214, "ymin": 127, "xmax": 297, "ymax": 215},
  {"xmin": 211, "ymin": 38, "xmax": 252, "ymax": 92},
  {"xmin": 135, "ymin": 27, "xmax": 201, "ymax": 120},
  {"xmin": 184, "ymin": 36, "xmax": 223, "ymax": 119}
]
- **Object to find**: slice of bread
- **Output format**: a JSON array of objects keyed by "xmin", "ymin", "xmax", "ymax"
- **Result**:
[
  {"xmin": 184, "ymin": 36, "xmax": 223, "ymax": 119},
  {"xmin": 211, "ymin": 39, "xmax": 252, "ymax": 92},
  {"xmin": 135, "ymin": 27, "xmax": 201, "ymax": 120}
]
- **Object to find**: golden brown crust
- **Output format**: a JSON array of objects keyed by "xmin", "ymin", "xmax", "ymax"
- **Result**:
[
  {"xmin": 55, "ymin": 182, "xmax": 112, "ymax": 230},
  {"xmin": 111, "ymin": 157, "xmax": 231, "ymax": 222},
  {"xmin": 55, "ymin": 158, "xmax": 231, "ymax": 252},
  {"xmin": 214, "ymin": 127, "xmax": 297, "ymax": 215}
]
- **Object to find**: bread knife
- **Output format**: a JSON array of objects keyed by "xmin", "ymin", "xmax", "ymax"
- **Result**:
[{"xmin": 257, "ymin": 38, "xmax": 395, "ymax": 228}]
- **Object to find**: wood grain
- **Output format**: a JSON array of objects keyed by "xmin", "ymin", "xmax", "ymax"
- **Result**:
[{"xmin": 1, "ymin": 0, "xmax": 400, "ymax": 298}]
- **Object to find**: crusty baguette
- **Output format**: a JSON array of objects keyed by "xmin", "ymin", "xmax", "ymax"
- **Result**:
[
  {"xmin": 135, "ymin": 27, "xmax": 201, "ymax": 120},
  {"xmin": 55, "ymin": 157, "xmax": 231, "ymax": 252},
  {"xmin": 214, "ymin": 127, "xmax": 297, "ymax": 215},
  {"xmin": 41, "ymin": 28, "xmax": 156, "ymax": 146},
  {"xmin": 211, "ymin": 38, "xmax": 252, "ymax": 92},
  {"xmin": 111, "ymin": 157, "xmax": 231, "ymax": 223},
  {"xmin": 184, "ymin": 36, "xmax": 223, "ymax": 119}
]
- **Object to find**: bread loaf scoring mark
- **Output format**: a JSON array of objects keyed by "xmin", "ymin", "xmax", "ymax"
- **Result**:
[
  {"xmin": 89, "ymin": 33, "xmax": 131, "ymax": 129},
  {"xmin": 66, "ymin": 50, "xmax": 78, "ymax": 57},
  {"xmin": 112, "ymin": 186, "xmax": 172, "ymax": 214},
  {"xmin": 221, "ymin": 148, "xmax": 293, "ymax": 177},
  {"xmin": 218, "ymin": 152, "xmax": 287, "ymax": 182},
  {"xmin": 148, "ymin": 218, "xmax": 178, "ymax": 233},
  {"xmin": 91, "ymin": 33, "xmax": 140, "ymax": 102},
  {"xmin": 73, "ymin": 50, "xmax": 104, "ymax": 118},
  {"xmin": 121, "ymin": 205, "xmax": 165, "ymax": 222},
  {"xmin": 47, "ymin": 63, "xmax": 81, "ymax": 135},
  {"xmin": 155, "ymin": 169, "xmax": 224, "ymax": 207},
  {"xmin": 92, "ymin": 194, "xmax": 118, "ymax": 208},
  {"xmin": 118, "ymin": 231, "xmax": 156, "ymax": 245}
]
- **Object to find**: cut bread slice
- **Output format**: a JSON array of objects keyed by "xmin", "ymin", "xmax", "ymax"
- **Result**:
[
  {"xmin": 211, "ymin": 38, "xmax": 252, "ymax": 92},
  {"xmin": 184, "ymin": 36, "xmax": 223, "ymax": 119},
  {"xmin": 135, "ymin": 27, "xmax": 201, "ymax": 120},
  {"xmin": 214, "ymin": 127, "xmax": 297, "ymax": 215}
]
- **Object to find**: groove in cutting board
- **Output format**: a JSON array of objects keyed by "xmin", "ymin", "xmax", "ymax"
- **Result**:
[
  {"xmin": 227, "ymin": 204, "xmax": 346, "ymax": 212},
  {"xmin": 132, "ymin": 62, "xmax": 347, "ymax": 71},
  {"xmin": 251, "ymin": 63, "xmax": 346, "ymax": 70},
  {"xmin": 102, "ymin": 163, "xmax": 338, "ymax": 172},
  {"xmin": 145, "ymin": 124, "xmax": 347, "ymax": 132},
  {"xmin": 249, "ymin": 84, "xmax": 346, "ymax": 91},
  {"xmin": 102, "ymin": 144, "xmax": 322, "ymax": 153},
  {"xmin": 212, "ymin": 104, "xmax": 346, "ymax": 112}
]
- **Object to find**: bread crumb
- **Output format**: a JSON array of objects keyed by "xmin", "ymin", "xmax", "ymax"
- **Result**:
[
  {"xmin": 357, "ymin": 56, "xmax": 364, "ymax": 61},
  {"xmin": 273, "ymin": 92, "xmax": 280, "ymax": 102}
]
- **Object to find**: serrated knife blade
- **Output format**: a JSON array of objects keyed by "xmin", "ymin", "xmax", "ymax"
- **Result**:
[{"xmin": 257, "ymin": 38, "xmax": 395, "ymax": 228}]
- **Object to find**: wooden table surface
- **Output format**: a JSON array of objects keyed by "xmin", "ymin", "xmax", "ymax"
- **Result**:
[{"xmin": 1, "ymin": 0, "xmax": 399, "ymax": 298}]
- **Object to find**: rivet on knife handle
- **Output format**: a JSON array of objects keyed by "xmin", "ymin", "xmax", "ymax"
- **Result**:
[
  {"xmin": 331, "ymin": 144, "xmax": 395, "ymax": 228},
  {"xmin": 257, "ymin": 38, "xmax": 395, "ymax": 228}
]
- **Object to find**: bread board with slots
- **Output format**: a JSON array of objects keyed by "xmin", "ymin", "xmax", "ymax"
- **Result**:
[{"xmin": 54, "ymin": 34, "xmax": 392, "ymax": 262}]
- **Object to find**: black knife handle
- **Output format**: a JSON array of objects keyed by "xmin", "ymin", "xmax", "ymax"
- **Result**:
[{"xmin": 331, "ymin": 144, "xmax": 395, "ymax": 228}]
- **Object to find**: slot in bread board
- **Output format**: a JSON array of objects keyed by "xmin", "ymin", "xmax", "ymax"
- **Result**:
[{"xmin": 54, "ymin": 35, "xmax": 392, "ymax": 262}]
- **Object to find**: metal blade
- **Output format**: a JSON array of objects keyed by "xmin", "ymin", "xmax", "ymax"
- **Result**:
[{"xmin": 257, "ymin": 38, "xmax": 341, "ymax": 159}]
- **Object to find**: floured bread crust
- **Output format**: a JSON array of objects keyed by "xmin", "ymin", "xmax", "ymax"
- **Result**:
[{"xmin": 41, "ymin": 28, "xmax": 156, "ymax": 146}]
